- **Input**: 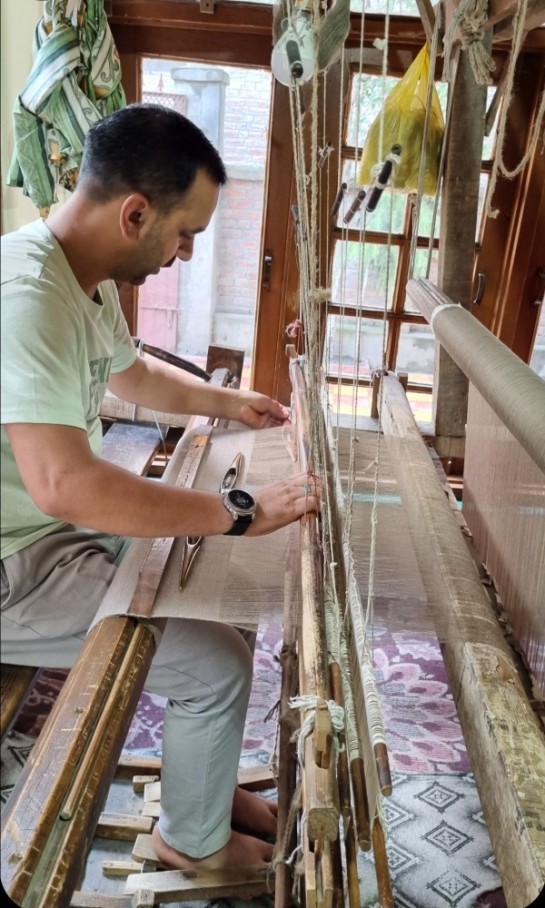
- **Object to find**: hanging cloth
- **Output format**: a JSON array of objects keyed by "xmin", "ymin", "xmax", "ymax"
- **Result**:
[{"xmin": 7, "ymin": 0, "xmax": 126, "ymax": 214}]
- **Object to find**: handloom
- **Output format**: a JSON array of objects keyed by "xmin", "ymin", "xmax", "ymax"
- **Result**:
[{"xmin": 2, "ymin": 4, "xmax": 545, "ymax": 908}]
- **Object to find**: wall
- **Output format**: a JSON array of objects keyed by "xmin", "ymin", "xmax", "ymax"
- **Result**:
[{"xmin": 1, "ymin": 1, "xmax": 41, "ymax": 233}]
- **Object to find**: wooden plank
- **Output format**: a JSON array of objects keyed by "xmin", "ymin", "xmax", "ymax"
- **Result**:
[
  {"xmin": 143, "ymin": 781, "xmax": 161, "ymax": 803},
  {"xmin": 0, "ymin": 664, "xmax": 40, "ymax": 742},
  {"xmin": 102, "ymin": 860, "xmax": 144, "ymax": 878},
  {"xmin": 95, "ymin": 812, "xmax": 153, "ymax": 841},
  {"xmin": 132, "ymin": 774, "xmax": 160, "ymax": 792},
  {"xmin": 117, "ymin": 757, "xmax": 276, "ymax": 791},
  {"xmin": 132, "ymin": 834, "xmax": 165, "ymax": 866},
  {"xmin": 379, "ymin": 372, "xmax": 545, "ymax": 907},
  {"xmin": 71, "ymin": 893, "xmax": 133, "ymax": 908},
  {"xmin": 116, "ymin": 754, "xmax": 162, "ymax": 778},
  {"xmin": 101, "ymin": 423, "xmax": 161, "ymax": 475},
  {"xmin": 124, "ymin": 862, "xmax": 272, "ymax": 901},
  {"xmin": 141, "ymin": 802, "xmax": 160, "ymax": 818},
  {"xmin": 237, "ymin": 764, "xmax": 276, "ymax": 791}
]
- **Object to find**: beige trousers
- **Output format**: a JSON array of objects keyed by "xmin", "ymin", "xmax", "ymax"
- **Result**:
[{"xmin": 1, "ymin": 526, "xmax": 254, "ymax": 857}]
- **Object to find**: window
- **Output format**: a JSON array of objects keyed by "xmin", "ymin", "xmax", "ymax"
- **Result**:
[{"xmin": 324, "ymin": 64, "xmax": 496, "ymax": 425}]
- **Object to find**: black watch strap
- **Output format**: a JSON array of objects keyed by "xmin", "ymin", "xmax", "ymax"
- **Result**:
[{"xmin": 223, "ymin": 515, "xmax": 254, "ymax": 537}]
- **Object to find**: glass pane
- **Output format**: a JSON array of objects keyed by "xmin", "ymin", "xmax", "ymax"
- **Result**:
[
  {"xmin": 351, "ymin": 0, "xmax": 420, "ymax": 12},
  {"xmin": 324, "ymin": 315, "xmax": 389, "ymax": 376},
  {"xmin": 138, "ymin": 59, "xmax": 272, "ymax": 384},
  {"xmin": 482, "ymin": 86, "xmax": 498, "ymax": 160},
  {"xmin": 529, "ymin": 295, "xmax": 545, "ymax": 379},
  {"xmin": 404, "ymin": 246, "xmax": 439, "ymax": 311},
  {"xmin": 414, "ymin": 192, "xmax": 441, "ymax": 240},
  {"xmin": 337, "ymin": 160, "xmax": 406, "ymax": 232},
  {"xmin": 407, "ymin": 387, "xmax": 433, "ymax": 423},
  {"xmin": 327, "ymin": 381, "xmax": 373, "ymax": 423},
  {"xmin": 347, "ymin": 73, "xmax": 399, "ymax": 148},
  {"xmin": 397, "ymin": 322, "xmax": 435, "ymax": 386},
  {"xmin": 476, "ymin": 172, "xmax": 489, "ymax": 241},
  {"xmin": 331, "ymin": 241, "xmax": 399, "ymax": 309}
]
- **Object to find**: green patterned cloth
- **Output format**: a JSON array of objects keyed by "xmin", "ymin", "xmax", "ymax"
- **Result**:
[{"xmin": 7, "ymin": 0, "xmax": 126, "ymax": 212}]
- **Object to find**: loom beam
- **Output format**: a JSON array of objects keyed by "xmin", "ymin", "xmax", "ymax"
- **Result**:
[
  {"xmin": 379, "ymin": 369, "xmax": 545, "ymax": 908},
  {"xmin": 407, "ymin": 277, "xmax": 545, "ymax": 474}
]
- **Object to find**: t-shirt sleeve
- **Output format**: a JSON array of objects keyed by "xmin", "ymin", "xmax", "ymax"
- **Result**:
[
  {"xmin": 1, "ymin": 277, "xmax": 89, "ymax": 430},
  {"xmin": 102, "ymin": 281, "xmax": 138, "ymax": 374}
]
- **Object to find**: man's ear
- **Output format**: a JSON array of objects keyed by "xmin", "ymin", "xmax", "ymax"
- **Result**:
[{"xmin": 119, "ymin": 194, "xmax": 153, "ymax": 240}]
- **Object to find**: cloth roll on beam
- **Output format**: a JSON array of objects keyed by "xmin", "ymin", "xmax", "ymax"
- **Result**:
[{"xmin": 406, "ymin": 278, "xmax": 545, "ymax": 474}]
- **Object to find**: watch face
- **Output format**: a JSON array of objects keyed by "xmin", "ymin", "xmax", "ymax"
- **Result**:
[{"xmin": 228, "ymin": 489, "xmax": 254, "ymax": 510}]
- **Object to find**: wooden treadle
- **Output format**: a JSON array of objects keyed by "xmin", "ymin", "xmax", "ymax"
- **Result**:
[{"xmin": 126, "ymin": 834, "xmax": 273, "ymax": 902}]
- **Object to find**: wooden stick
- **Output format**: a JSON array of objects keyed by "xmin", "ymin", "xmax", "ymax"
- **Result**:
[
  {"xmin": 329, "ymin": 661, "xmax": 363, "ymax": 908},
  {"xmin": 274, "ymin": 558, "xmax": 300, "ymax": 908},
  {"xmin": 372, "ymin": 818, "xmax": 394, "ymax": 908},
  {"xmin": 349, "ymin": 756, "xmax": 371, "ymax": 851}
]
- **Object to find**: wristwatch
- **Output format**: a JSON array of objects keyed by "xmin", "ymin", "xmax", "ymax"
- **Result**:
[{"xmin": 222, "ymin": 488, "xmax": 257, "ymax": 536}]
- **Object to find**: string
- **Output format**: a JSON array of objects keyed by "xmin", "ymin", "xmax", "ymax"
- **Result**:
[{"xmin": 486, "ymin": 0, "xmax": 545, "ymax": 218}]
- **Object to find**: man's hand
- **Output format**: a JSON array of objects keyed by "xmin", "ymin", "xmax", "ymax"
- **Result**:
[
  {"xmin": 232, "ymin": 390, "xmax": 290, "ymax": 429},
  {"xmin": 245, "ymin": 471, "xmax": 321, "ymax": 536}
]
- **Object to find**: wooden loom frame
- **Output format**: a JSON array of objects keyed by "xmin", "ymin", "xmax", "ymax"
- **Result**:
[{"xmin": 375, "ymin": 280, "xmax": 545, "ymax": 907}]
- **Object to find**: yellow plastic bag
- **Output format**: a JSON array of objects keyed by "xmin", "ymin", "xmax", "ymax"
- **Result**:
[{"xmin": 357, "ymin": 45, "xmax": 444, "ymax": 196}]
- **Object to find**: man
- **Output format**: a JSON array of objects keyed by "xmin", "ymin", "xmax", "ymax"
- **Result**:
[{"xmin": 1, "ymin": 104, "xmax": 319, "ymax": 871}]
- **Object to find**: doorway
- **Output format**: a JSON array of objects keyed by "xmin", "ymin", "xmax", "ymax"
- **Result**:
[{"xmin": 138, "ymin": 58, "xmax": 273, "ymax": 388}]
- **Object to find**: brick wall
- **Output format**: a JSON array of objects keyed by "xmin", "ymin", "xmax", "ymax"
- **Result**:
[{"xmin": 215, "ymin": 68, "xmax": 271, "ymax": 351}]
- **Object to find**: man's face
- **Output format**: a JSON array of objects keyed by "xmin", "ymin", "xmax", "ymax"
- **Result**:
[{"xmin": 115, "ymin": 168, "xmax": 220, "ymax": 286}]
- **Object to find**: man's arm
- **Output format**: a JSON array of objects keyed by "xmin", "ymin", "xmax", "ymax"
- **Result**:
[
  {"xmin": 5, "ymin": 423, "xmax": 318, "ymax": 539},
  {"xmin": 108, "ymin": 355, "xmax": 289, "ymax": 429}
]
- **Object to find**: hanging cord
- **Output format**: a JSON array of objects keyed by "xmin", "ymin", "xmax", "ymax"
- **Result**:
[
  {"xmin": 486, "ymin": 0, "xmax": 545, "ymax": 218},
  {"xmin": 443, "ymin": 0, "xmax": 495, "ymax": 86}
]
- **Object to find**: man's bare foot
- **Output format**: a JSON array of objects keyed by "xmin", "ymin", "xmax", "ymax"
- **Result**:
[
  {"xmin": 151, "ymin": 824, "xmax": 273, "ymax": 870},
  {"xmin": 231, "ymin": 787, "xmax": 277, "ymax": 840}
]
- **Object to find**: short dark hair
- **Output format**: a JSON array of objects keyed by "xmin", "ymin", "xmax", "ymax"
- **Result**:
[{"xmin": 78, "ymin": 103, "xmax": 227, "ymax": 211}]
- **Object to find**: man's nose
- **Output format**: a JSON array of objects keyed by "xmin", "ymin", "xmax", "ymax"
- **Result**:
[{"xmin": 178, "ymin": 236, "xmax": 194, "ymax": 261}]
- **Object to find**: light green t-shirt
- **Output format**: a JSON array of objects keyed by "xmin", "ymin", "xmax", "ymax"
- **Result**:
[{"xmin": 1, "ymin": 219, "xmax": 137, "ymax": 559}]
